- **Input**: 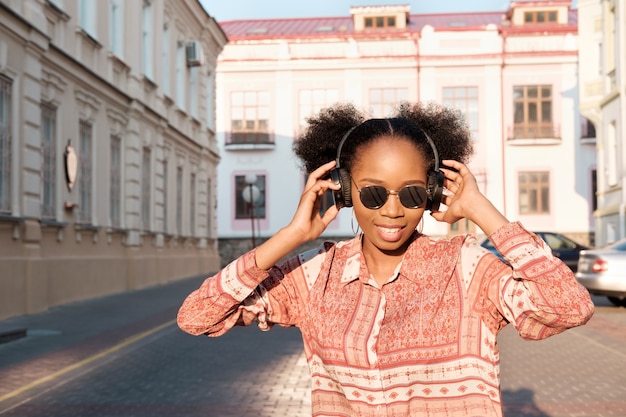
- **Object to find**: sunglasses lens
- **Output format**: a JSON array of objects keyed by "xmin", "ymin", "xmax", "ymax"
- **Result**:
[
  {"xmin": 358, "ymin": 185, "xmax": 428, "ymax": 209},
  {"xmin": 359, "ymin": 186, "xmax": 388, "ymax": 209},
  {"xmin": 398, "ymin": 186, "xmax": 427, "ymax": 208}
]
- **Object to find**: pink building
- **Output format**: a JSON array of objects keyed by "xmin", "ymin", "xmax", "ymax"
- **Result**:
[{"xmin": 215, "ymin": 1, "xmax": 596, "ymax": 254}]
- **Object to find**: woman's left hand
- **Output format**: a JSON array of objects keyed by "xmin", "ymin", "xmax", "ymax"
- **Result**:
[{"xmin": 431, "ymin": 160, "xmax": 508, "ymax": 235}]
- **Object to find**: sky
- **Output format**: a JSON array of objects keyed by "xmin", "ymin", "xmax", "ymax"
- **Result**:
[{"xmin": 200, "ymin": 0, "xmax": 578, "ymax": 22}]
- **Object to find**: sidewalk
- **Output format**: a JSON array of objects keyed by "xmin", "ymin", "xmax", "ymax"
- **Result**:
[{"xmin": 0, "ymin": 275, "xmax": 209, "ymax": 401}]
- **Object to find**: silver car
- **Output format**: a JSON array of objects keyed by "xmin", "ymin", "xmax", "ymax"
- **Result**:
[{"xmin": 576, "ymin": 239, "xmax": 626, "ymax": 307}]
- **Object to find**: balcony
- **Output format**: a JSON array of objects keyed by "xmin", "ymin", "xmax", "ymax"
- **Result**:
[
  {"xmin": 507, "ymin": 123, "xmax": 561, "ymax": 145},
  {"xmin": 225, "ymin": 131, "xmax": 275, "ymax": 150}
]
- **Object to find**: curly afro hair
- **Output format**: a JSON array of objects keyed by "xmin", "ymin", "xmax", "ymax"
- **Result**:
[{"xmin": 293, "ymin": 101, "xmax": 474, "ymax": 175}]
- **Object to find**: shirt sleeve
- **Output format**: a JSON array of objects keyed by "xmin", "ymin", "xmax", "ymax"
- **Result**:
[
  {"xmin": 478, "ymin": 222, "xmax": 595, "ymax": 340},
  {"xmin": 177, "ymin": 242, "xmax": 331, "ymax": 337}
]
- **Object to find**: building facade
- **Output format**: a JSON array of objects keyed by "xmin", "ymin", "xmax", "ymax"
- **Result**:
[
  {"xmin": 579, "ymin": 0, "xmax": 625, "ymax": 246},
  {"xmin": 0, "ymin": 0, "xmax": 226, "ymax": 319},
  {"xmin": 215, "ymin": 1, "xmax": 596, "ymax": 262}
]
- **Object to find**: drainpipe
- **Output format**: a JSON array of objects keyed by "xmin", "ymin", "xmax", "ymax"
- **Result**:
[
  {"xmin": 500, "ymin": 30, "xmax": 507, "ymax": 216},
  {"xmin": 413, "ymin": 33, "xmax": 421, "ymax": 102},
  {"xmin": 617, "ymin": 199, "xmax": 626, "ymax": 240}
]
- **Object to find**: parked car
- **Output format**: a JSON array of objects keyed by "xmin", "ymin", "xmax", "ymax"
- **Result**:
[
  {"xmin": 480, "ymin": 231, "xmax": 588, "ymax": 272},
  {"xmin": 575, "ymin": 239, "xmax": 626, "ymax": 307}
]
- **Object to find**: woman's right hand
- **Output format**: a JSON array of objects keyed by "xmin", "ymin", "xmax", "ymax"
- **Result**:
[
  {"xmin": 285, "ymin": 160, "xmax": 341, "ymax": 243},
  {"xmin": 254, "ymin": 161, "xmax": 340, "ymax": 270}
]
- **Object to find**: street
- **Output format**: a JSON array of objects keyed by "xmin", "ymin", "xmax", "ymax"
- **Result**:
[{"xmin": 0, "ymin": 275, "xmax": 625, "ymax": 417}]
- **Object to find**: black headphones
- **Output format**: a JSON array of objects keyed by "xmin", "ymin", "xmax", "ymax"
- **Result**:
[{"xmin": 329, "ymin": 120, "xmax": 445, "ymax": 211}]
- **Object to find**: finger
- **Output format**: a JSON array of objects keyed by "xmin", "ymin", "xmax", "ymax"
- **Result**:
[
  {"xmin": 441, "ymin": 159, "xmax": 464, "ymax": 170},
  {"xmin": 308, "ymin": 161, "xmax": 336, "ymax": 181},
  {"xmin": 304, "ymin": 161, "xmax": 338, "ymax": 192},
  {"xmin": 321, "ymin": 205, "xmax": 339, "ymax": 225}
]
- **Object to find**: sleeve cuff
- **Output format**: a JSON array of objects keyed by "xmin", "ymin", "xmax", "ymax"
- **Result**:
[{"xmin": 220, "ymin": 249, "xmax": 270, "ymax": 301}]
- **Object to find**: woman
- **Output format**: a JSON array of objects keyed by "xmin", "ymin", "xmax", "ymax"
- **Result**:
[{"xmin": 178, "ymin": 102, "xmax": 594, "ymax": 417}]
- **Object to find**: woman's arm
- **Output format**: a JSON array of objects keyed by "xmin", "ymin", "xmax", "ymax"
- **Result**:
[
  {"xmin": 178, "ymin": 161, "xmax": 341, "ymax": 337},
  {"xmin": 476, "ymin": 222, "xmax": 594, "ymax": 339}
]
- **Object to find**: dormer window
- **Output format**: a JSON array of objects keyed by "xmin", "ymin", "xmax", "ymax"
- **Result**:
[
  {"xmin": 364, "ymin": 16, "xmax": 397, "ymax": 28},
  {"xmin": 350, "ymin": 5, "xmax": 409, "ymax": 31},
  {"xmin": 524, "ymin": 10, "xmax": 558, "ymax": 24}
]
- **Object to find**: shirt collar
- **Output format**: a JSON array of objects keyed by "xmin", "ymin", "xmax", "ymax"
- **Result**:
[
  {"xmin": 338, "ymin": 231, "xmax": 460, "ymax": 286},
  {"xmin": 339, "ymin": 234, "xmax": 364, "ymax": 285}
]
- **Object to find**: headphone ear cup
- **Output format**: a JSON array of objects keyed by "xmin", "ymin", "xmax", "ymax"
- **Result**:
[
  {"xmin": 330, "ymin": 168, "xmax": 353, "ymax": 208},
  {"xmin": 339, "ymin": 169, "xmax": 353, "ymax": 208},
  {"xmin": 426, "ymin": 169, "xmax": 445, "ymax": 212}
]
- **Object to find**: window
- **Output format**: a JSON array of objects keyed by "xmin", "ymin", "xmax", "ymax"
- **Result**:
[
  {"xmin": 364, "ymin": 16, "xmax": 396, "ymax": 28},
  {"xmin": 161, "ymin": 25, "xmax": 170, "ymax": 96},
  {"xmin": 141, "ymin": 1, "xmax": 154, "ymax": 80},
  {"xmin": 110, "ymin": 0, "xmax": 123, "ymax": 57},
  {"xmin": 162, "ymin": 159, "xmax": 168, "ymax": 233},
  {"xmin": 205, "ymin": 71, "xmax": 215, "ymax": 131},
  {"xmin": 78, "ymin": 120, "xmax": 93, "ymax": 223},
  {"xmin": 176, "ymin": 166, "xmax": 183, "ymax": 234},
  {"xmin": 442, "ymin": 87, "xmax": 479, "ymax": 140},
  {"xmin": 206, "ymin": 178, "xmax": 212, "ymax": 237},
  {"xmin": 176, "ymin": 42, "xmax": 186, "ymax": 110},
  {"xmin": 369, "ymin": 88, "xmax": 408, "ymax": 118},
  {"xmin": 78, "ymin": 0, "xmax": 97, "ymax": 39},
  {"xmin": 142, "ymin": 147, "xmax": 151, "ymax": 231},
  {"xmin": 299, "ymin": 89, "xmax": 338, "ymax": 132},
  {"xmin": 519, "ymin": 171, "xmax": 550, "ymax": 214},
  {"xmin": 235, "ymin": 174, "xmax": 266, "ymax": 219},
  {"xmin": 230, "ymin": 91, "xmax": 270, "ymax": 144},
  {"xmin": 110, "ymin": 134, "xmax": 121, "ymax": 227},
  {"xmin": 524, "ymin": 10, "xmax": 557, "ymax": 24},
  {"xmin": 41, "ymin": 102, "xmax": 57, "ymax": 220},
  {"xmin": 607, "ymin": 121, "xmax": 617, "ymax": 186},
  {"xmin": 0, "ymin": 74, "xmax": 12, "ymax": 214},
  {"xmin": 189, "ymin": 67, "xmax": 199, "ymax": 119},
  {"xmin": 591, "ymin": 169, "xmax": 597, "ymax": 212},
  {"xmin": 581, "ymin": 117, "xmax": 596, "ymax": 139},
  {"xmin": 513, "ymin": 85, "xmax": 553, "ymax": 139},
  {"xmin": 190, "ymin": 173, "xmax": 196, "ymax": 234}
]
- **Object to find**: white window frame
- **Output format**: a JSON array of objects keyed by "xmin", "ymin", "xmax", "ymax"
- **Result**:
[
  {"xmin": 176, "ymin": 41, "xmax": 186, "ymax": 110},
  {"xmin": 78, "ymin": 120, "xmax": 93, "ymax": 224},
  {"xmin": 110, "ymin": 0, "xmax": 124, "ymax": 58},
  {"xmin": 79, "ymin": 0, "xmax": 97, "ymax": 39},
  {"xmin": 161, "ymin": 25, "xmax": 170, "ymax": 96},
  {"xmin": 0, "ymin": 75, "xmax": 13, "ymax": 215},
  {"xmin": 141, "ymin": 0, "xmax": 154, "ymax": 80},
  {"xmin": 110, "ymin": 134, "xmax": 122, "ymax": 228},
  {"xmin": 41, "ymin": 102, "xmax": 57, "ymax": 220},
  {"xmin": 142, "ymin": 146, "xmax": 151, "ymax": 231}
]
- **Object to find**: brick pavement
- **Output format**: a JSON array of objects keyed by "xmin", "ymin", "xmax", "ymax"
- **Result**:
[{"xmin": 0, "ymin": 274, "xmax": 625, "ymax": 417}]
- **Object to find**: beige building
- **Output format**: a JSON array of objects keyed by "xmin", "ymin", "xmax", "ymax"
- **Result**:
[
  {"xmin": 215, "ymin": 1, "xmax": 596, "ymax": 251},
  {"xmin": 0, "ymin": 0, "xmax": 226, "ymax": 319},
  {"xmin": 579, "ymin": 0, "xmax": 626, "ymax": 246}
]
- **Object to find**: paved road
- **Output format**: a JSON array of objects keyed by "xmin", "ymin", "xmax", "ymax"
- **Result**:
[{"xmin": 0, "ymin": 275, "xmax": 624, "ymax": 417}]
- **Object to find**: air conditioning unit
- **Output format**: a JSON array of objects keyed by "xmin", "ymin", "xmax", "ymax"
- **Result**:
[{"xmin": 186, "ymin": 40, "xmax": 204, "ymax": 67}]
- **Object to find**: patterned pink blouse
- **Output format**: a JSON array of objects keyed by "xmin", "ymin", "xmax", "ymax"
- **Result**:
[{"xmin": 178, "ymin": 222, "xmax": 594, "ymax": 417}]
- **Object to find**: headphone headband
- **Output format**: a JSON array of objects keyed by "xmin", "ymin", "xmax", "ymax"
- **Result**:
[{"xmin": 334, "ymin": 119, "xmax": 440, "ymax": 172}]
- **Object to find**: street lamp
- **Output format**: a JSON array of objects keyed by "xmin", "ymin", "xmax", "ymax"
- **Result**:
[{"xmin": 242, "ymin": 173, "xmax": 260, "ymax": 248}]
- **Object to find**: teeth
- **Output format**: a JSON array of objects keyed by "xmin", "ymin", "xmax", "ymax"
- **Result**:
[{"xmin": 379, "ymin": 227, "xmax": 400, "ymax": 234}]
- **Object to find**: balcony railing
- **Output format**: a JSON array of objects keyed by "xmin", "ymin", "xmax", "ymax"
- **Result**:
[
  {"xmin": 508, "ymin": 124, "xmax": 560, "ymax": 141},
  {"xmin": 228, "ymin": 131, "xmax": 273, "ymax": 145}
]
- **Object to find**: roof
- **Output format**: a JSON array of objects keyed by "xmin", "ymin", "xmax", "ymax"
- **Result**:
[{"xmin": 218, "ymin": 9, "xmax": 577, "ymax": 41}]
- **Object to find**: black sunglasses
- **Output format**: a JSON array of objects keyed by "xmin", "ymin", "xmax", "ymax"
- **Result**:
[{"xmin": 352, "ymin": 179, "xmax": 428, "ymax": 209}]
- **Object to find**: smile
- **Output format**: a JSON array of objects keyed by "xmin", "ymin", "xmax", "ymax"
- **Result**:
[{"xmin": 378, "ymin": 226, "xmax": 403, "ymax": 234}]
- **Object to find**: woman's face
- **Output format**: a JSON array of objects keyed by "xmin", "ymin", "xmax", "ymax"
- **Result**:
[{"xmin": 350, "ymin": 136, "xmax": 428, "ymax": 257}]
